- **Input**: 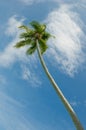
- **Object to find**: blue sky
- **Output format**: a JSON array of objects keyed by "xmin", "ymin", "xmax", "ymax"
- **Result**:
[{"xmin": 0, "ymin": 0, "xmax": 86, "ymax": 130}]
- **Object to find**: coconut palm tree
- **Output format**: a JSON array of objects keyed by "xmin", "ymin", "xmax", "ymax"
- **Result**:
[{"xmin": 14, "ymin": 21, "xmax": 84, "ymax": 130}]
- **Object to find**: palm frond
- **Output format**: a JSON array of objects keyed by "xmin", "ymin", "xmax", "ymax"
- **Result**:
[
  {"xmin": 39, "ymin": 39, "xmax": 48, "ymax": 54},
  {"xmin": 41, "ymin": 24, "xmax": 46, "ymax": 31},
  {"xmin": 19, "ymin": 32, "xmax": 29, "ymax": 39},
  {"xmin": 30, "ymin": 21, "xmax": 41, "ymax": 29},
  {"xmin": 19, "ymin": 25, "xmax": 30, "ymax": 32},
  {"xmin": 24, "ymin": 39, "xmax": 32, "ymax": 45},
  {"xmin": 30, "ymin": 21, "xmax": 46, "ymax": 33},
  {"xmin": 14, "ymin": 40, "xmax": 26, "ymax": 48},
  {"xmin": 30, "ymin": 41, "xmax": 36, "ymax": 46},
  {"xmin": 26, "ymin": 45, "xmax": 36, "ymax": 55},
  {"xmin": 42, "ymin": 32, "xmax": 51, "ymax": 41},
  {"xmin": 19, "ymin": 30, "xmax": 35, "ymax": 39}
]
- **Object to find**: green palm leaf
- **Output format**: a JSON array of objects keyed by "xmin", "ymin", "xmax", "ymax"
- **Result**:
[
  {"xmin": 39, "ymin": 39, "xmax": 48, "ymax": 54},
  {"xmin": 19, "ymin": 32, "xmax": 29, "ymax": 39},
  {"xmin": 42, "ymin": 32, "xmax": 51, "ymax": 41},
  {"xmin": 19, "ymin": 31, "xmax": 35, "ymax": 39},
  {"xmin": 24, "ymin": 39, "xmax": 32, "ymax": 45},
  {"xmin": 30, "ymin": 21, "xmax": 46, "ymax": 33},
  {"xmin": 26, "ymin": 46, "xmax": 36, "ymax": 55},
  {"xmin": 14, "ymin": 39, "xmax": 32, "ymax": 48},
  {"xmin": 14, "ymin": 40, "xmax": 26, "ymax": 48},
  {"xmin": 30, "ymin": 21, "xmax": 41, "ymax": 29},
  {"xmin": 19, "ymin": 25, "xmax": 30, "ymax": 32},
  {"xmin": 26, "ymin": 41, "xmax": 36, "ymax": 55}
]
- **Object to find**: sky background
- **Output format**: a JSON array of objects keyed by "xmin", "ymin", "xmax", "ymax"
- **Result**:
[{"xmin": 0, "ymin": 0, "xmax": 86, "ymax": 130}]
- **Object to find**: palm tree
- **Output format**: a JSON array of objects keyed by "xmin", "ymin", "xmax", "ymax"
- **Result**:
[{"xmin": 14, "ymin": 21, "xmax": 84, "ymax": 130}]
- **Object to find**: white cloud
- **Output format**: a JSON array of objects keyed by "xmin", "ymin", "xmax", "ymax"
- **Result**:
[
  {"xmin": 0, "ymin": 16, "xmax": 26, "ymax": 67},
  {"xmin": 70, "ymin": 101, "xmax": 81, "ymax": 107},
  {"xmin": 0, "ymin": 40, "xmax": 26, "ymax": 67},
  {"xmin": 45, "ymin": 5, "xmax": 86, "ymax": 76},
  {"xmin": 5, "ymin": 15, "xmax": 24, "ymax": 36},
  {"xmin": 70, "ymin": 99, "xmax": 86, "ymax": 108},
  {"xmin": 21, "ymin": 65, "xmax": 42, "ymax": 87}
]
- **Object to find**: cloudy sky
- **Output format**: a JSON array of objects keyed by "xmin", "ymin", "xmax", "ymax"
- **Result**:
[{"xmin": 0, "ymin": 0, "xmax": 86, "ymax": 130}]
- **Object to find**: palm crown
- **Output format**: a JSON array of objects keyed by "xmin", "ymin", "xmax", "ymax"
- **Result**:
[{"xmin": 15, "ymin": 21, "xmax": 51, "ymax": 55}]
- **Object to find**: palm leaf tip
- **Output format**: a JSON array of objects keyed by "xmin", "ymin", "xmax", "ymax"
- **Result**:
[
  {"xmin": 18, "ymin": 25, "xmax": 30, "ymax": 32},
  {"xmin": 39, "ymin": 39, "xmax": 48, "ymax": 54},
  {"xmin": 30, "ymin": 21, "xmax": 41, "ymax": 27},
  {"xmin": 14, "ymin": 40, "xmax": 26, "ymax": 48},
  {"xmin": 30, "ymin": 21, "xmax": 46, "ymax": 33},
  {"xmin": 42, "ymin": 32, "xmax": 51, "ymax": 40},
  {"xmin": 41, "ymin": 45, "xmax": 48, "ymax": 54},
  {"xmin": 19, "ymin": 32, "xmax": 30, "ymax": 39},
  {"xmin": 41, "ymin": 24, "xmax": 46, "ymax": 31},
  {"xmin": 26, "ymin": 46, "xmax": 36, "ymax": 55}
]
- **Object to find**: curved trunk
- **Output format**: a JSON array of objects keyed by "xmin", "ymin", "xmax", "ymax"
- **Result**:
[{"xmin": 36, "ymin": 41, "xmax": 84, "ymax": 130}]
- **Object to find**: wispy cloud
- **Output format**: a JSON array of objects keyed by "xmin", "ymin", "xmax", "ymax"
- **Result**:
[
  {"xmin": 70, "ymin": 101, "xmax": 81, "ymax": 107},
  {"xmin": 45, "ymin": 5, "xmax": 86, "ymax": 76},
  {"xmin": 0, "ymin": 40, "xmax": 26, "ymax": 67},
  {"xmin": 0, "ymin": 15, "xmax": 26, "ymax": 67},
  {"xmin": 70, "ymin": 100, "xmax": 86, "ymax": 107},
  {"xmin": 5, "ymin": 15, "xmax": 24, "ymax": 37},
  {"xmin": 21, "ymin": 65, "xmax": 42, "ymax": 87},
  {"xmin": 0, "ymin": 91, "xmax": 34, "ymax": 130}
]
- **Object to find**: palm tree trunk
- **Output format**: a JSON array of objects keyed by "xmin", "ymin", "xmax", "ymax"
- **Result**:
[{"xmin": 36, "ymin": 41, "xmax": 84, "ymax": 130}]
